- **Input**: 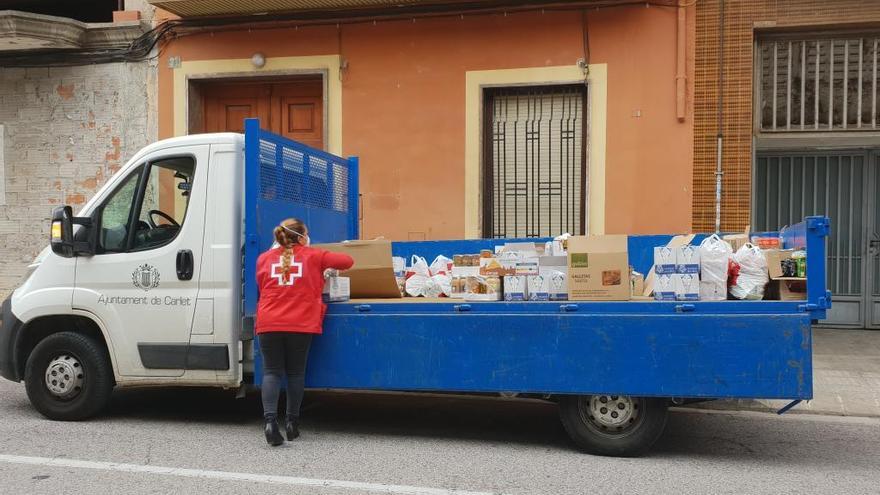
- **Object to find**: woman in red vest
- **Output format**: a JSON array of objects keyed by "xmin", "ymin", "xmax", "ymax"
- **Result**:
[{"xmin": 255, "ymin": 218, "xmax": 354, "ymax": 446}]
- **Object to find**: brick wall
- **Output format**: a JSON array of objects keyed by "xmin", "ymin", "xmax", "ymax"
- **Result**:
[
  {"xmin": 0, "ymin": 62, "xmax": 156, "ymax": 296},
  {"xmin": 693, "ymin": 0, "xmax": 880, "ymax": 232}
]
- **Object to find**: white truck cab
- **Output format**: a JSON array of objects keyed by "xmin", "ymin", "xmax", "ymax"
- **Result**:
[{"xmin": 1, "ymin": 132, "xmax": 248, "ymax": 420}]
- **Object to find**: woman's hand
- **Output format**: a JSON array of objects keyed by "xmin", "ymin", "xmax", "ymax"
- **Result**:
[{"xmin": 323, "ymin": 268, "xmax": 339, "ymax": 279}]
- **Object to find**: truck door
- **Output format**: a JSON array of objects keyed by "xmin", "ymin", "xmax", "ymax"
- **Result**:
[{"xmin": 73, "ymin": 146, "xmax": 210, "ymax": 377}]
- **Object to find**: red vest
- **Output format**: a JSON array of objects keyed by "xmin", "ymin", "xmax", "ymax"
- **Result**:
[{"xmin": 255, "ymin": 245, "xmax": 354, "ymax": 334}]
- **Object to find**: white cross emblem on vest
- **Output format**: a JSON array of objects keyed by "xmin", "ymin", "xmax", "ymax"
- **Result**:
[{"xmin": 270, "ymin": 256, "xmax": 303, "ymax": 286}]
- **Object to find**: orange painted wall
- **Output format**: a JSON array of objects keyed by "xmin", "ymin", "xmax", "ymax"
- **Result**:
[{"xmin": 157, "ymin": 5, "xmax": 695, "ymax": 239}]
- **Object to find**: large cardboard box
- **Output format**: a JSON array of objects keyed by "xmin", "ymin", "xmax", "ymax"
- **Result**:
[
  {"xmin": 313, "ymin": 240, "xmax": 402, "ymax": 298},
  {"xmin": 567, "ymin": 235, "xmax": 630, "ymax": 301},
  {"xmin": 764, "ymin": 248, "xmax": 807, "ymax": 301}
]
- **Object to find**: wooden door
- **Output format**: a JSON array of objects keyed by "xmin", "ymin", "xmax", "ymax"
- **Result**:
[
  {"xmin": 203, "ymin": 79, "xmax": 324, "ymax": 150},
  {"xmin": 270, "ymin": 80, "xmax": 324, "ymax": 149}
]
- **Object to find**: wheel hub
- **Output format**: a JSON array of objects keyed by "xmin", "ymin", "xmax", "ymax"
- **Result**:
[
  {"xmin": 582, "ymin": 395, "xmax": 640, "ymax": 431},
  {"xmin": 44, "ymin": 354, "xmax": 84, "ymax": 399}
]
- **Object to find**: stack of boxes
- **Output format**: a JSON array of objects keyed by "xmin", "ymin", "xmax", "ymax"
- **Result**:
[{"xmin": 653, "ymin": 245, "xmax": 700, "ymax": 301}]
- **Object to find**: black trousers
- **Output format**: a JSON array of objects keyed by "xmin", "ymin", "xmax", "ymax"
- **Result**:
[{"xmin": 259, "ymin": 332, "xmax": 313, "ymax": 420}]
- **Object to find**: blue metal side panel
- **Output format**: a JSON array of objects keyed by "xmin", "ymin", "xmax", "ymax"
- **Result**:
[
  {"xmin": 242, "ymin": 118, "xmax": 358, "ymax": 318},
  {"xmin": 307, "ymin": 311, "xmax": 812, "ymax": 399}
]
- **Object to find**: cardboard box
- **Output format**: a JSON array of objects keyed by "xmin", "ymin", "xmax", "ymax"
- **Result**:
[
  {"xmin": 567, "ymin": 235, "xmax": 630, "ymax": 301},
  {"xmin": 527, "ymin": 275, "xmax": 550, "ymax": 301},
  {"xmin": 723, "ymin": 234, "xmax": 749, "ymax": 253},
  {"xmin": 654, "ymin": 273, "xmax": 677, "ymax": 301},
  {"xmin": 676, "ymin": 245, "xmax": 700, "ymax": 274},
  {"xmin": 674, "ymin": 273, "xmax": 700, "ymax": 301},
  {"xmin": 322, "ymin": 276, "xmax": 350, "ymax": 302},
  {"xmin": 503, "ymin": 275, "xmax": 529, "ymax": 301},
  {"xmin": 313, "ymin": 240, "xmax": 402, "ymax": 298},
  {"xmin": 767, "ymin": 279, "xmax": 807, "ymax": 301},
  {"xmin": 654, "ymin": 246, "xmax": 677, "ymax": 275},
  {"xmin": 764, "ymin": 248, "xmax": 806, "ymax": 301},
  {"xmin": 547, "ymin": 271, "xmax": 568, "ymax": 300}
]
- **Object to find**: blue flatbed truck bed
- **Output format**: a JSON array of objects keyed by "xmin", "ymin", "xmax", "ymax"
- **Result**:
[{"xmin": 241, "ymin": 119, "xmax": 831, "ymax": 456}]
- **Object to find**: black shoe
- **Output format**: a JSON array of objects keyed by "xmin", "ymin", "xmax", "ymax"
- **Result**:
[
  {"xmin": 284, "ymin": 416, "xmax": 300, "ymax": 441},
  {"xmin": 264, "ymin": 417, "xmax": 284, "ymax": 446}
]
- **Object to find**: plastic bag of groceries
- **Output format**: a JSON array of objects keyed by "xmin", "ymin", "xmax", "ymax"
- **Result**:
[
  {"xmin": 429, "ymin": 255, "xmax": 453, "ymax": 275},
  {"xmin": 698, "ymin": 234, "xmax": 733, "ymax": 301},
  {"xmin": 729, "ymin": 243, "xmax": 769, "ymax": 300},
  {"xmin": 405, "ymin": 255, "xmax": 431, "ymax": 297}
]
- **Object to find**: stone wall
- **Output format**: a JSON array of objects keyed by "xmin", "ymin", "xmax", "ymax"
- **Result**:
[{"xmin": 0, "ymin": 61, "xmax": 156, "ymax": 295}]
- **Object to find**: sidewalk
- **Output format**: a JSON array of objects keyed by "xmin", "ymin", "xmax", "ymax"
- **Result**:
[{"xmin": 691, "ymin": 328, "xmax": 880, "ymax": 418}]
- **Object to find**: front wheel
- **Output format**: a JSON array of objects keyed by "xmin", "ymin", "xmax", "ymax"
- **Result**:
[
  {"xmin": 559, "ymin": 395, "xmax": 668, "ymax": 457},
  {"xmin": 24, "ymin": 332, "xmax": 114, "ymax": 421}
]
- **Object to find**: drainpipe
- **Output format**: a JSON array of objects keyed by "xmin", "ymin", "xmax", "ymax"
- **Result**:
[
  {"xmin": 675, "ymin": 2, "xmax": 686, "ymax": 122},
  {"xmin": 714, "ymin": 0, "xmax": 725, "ymax": 234}
]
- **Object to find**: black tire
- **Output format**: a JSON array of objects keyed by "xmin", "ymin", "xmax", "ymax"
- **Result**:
[
  {"xmin": 24, "ymin": 332, "xmax": 113, "ymax": 421},
  {"xmin": 559, "ymin": 395, "xmax": 668, "ymax": 457}
]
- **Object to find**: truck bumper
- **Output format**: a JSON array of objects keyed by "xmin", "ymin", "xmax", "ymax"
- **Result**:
[{"xmin": 0, "ymin": 296, "xmax": 23, "ymax": 382}]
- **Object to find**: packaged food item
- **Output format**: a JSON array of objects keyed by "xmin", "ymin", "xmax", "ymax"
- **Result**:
[
  {"xmin": 698, "ymin": 234, "xmax": 731, "ymax": 302},
  {"xmin": 503, "ymin": 276, "xmax": 529, "ymax": 301},
  {"xmin": 453, "ymin": 255, "xmax": 464, "ymax": 267},
  {"xmin": 729, "ymin": 244, "xmax": 769, "ymax": 300},
  {"xmin": 392, "ymin": 256, "xmax": 406, "ymax": 277},
  {"xmin": 464, "ymin": 275, "xmax": 502, "ymax": 301},
  {"xmin": 654, "ymin": 246, "xmax": 677, "ymax": 275},
  {"xmin": 654, "ymin": 273, "xmax": 676, "ymax": 301},
  {"xmin": 674, "ymin": 273, "xmax": 699, "ymax": 301},
  {"xmin": 792, "ymin": 250, "xmax": 806, "ymax": 278},
  {"xmin": 528, "ymin": 275, "xmax": 550, "ymax": 301},
  {"xmin": 515, "ymin": 259, "xmax": 539, "ymax": 276},
  {"xmin": 631, "ymin": 270, "xmax": 645, "ymax": 297},
  {"xmin": 323, "ymin": 276, "xmax": 351, "ymax": 302}
]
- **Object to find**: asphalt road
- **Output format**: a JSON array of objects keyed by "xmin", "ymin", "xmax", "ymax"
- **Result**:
[{"xmin": 0, "ymin": 381, "xmax": 878, "ymax": 495}]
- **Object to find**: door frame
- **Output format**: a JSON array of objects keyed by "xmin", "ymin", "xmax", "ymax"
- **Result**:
[{"xmin": 752, "ymin": 146, "xmax": 880, "ymax": 328}]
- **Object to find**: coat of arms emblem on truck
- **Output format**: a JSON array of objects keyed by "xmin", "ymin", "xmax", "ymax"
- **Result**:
[{"xmin": 132, "ymin": 264, "xmax": 160, "ymax": 291}]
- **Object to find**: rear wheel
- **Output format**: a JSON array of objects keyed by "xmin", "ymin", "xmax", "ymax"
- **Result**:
[
  {"xmin": 24, "ymin": 332, "xmax": 113, "ymax": 421},
  {"xmin": 559, "ymin": 394, "xmax": 668, "ymax": 457}
]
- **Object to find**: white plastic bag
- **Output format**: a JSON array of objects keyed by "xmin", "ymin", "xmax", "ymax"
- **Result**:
[
  {"xmin": 698, "ymin": 234, "xmax": 732, "ymax": 301},
  {"xmin": 729, "ymin": 243, "xmax": 769, "ymax": 300},
  {"xmin": 430, "ymin": 274, "xmax": 452, "ymax": 297},
  {"xmin": 405, "ymin": 256, "xmax": 431, "ymax": 297},
  {"xmin": 429, "ymin": 255, "xmax": 453, "ymax": 276}
]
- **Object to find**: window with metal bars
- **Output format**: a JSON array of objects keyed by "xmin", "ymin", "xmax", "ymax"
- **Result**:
[
  {"xmin": 482, "ymin": 85, "xmax": 587, "ymax": 238},
  {"xmin": 758, "ymin": 34, "xmax": 880, "ymax": 131}
]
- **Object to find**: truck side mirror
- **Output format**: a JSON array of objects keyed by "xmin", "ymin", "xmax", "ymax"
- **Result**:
[
  {"xmin": 50, "ymin": 206, "xmax": 96, "ymax": 258},
  {"xmin": 50, "ymin": 206, "xmax": 75, "ymax": 258}
]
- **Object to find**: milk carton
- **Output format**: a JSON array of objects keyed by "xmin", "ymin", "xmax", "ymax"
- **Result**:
[
  {"xmin": 548, "ymin": 271, "xmax": 568, "ymax": 301},
  {"xmin": 675, "ymin": 273, "xmax": 700, "ymax": 301},
  {"xmin": 503, "ymin": 275, "xmax": 529, "ymax": 301},
  {"xmin": 654, "ymin": 246, "xmax": 677, "ymax": 275},
  {"xmin": 676, "ymin": 245, "xmax": 701, "ymax": 275},
  {"xmin": 527, "ymin": 275, "xmax": 550, "ymax": 301},
  {"xmin": 654, "ymin": 273, "xmax": 677, "ymax": 301}
]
